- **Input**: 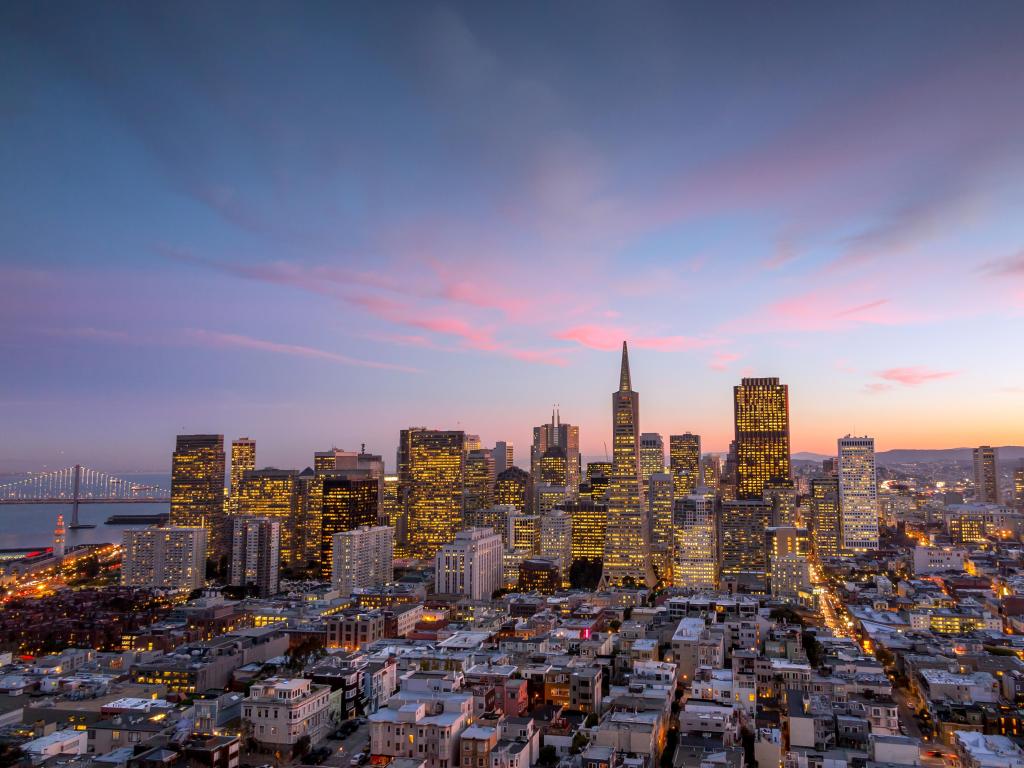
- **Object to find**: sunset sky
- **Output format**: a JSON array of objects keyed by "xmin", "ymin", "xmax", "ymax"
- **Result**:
[{"xmin": 3, "ymin": 2, "xmax": 1024, "ymax": 472}]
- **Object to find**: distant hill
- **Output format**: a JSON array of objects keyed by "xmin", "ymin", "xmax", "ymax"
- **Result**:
[{"xmin": 876, "ymin": 446, "xmax": 1024, "ymax": 465}]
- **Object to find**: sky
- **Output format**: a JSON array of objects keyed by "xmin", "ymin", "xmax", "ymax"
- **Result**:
[{"xmin": 2, "ymin": 1, "xmax": 1024, "ymax": 473}]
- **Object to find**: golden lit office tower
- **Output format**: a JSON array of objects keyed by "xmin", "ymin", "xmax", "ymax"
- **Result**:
[
  {"xmin": 700, "ymin": 454, "xmax": 721, "ymax": 491},
  {"xmin": 809, "ymin": 477, "xmax": 841, "ymax": 559},
  {"xmin": 648, "ymin": 472, "xmax": 674, "ymax": 549},
  {"xmin": 170, "ymin": 434, "xmax": 226, "ymax": 558},
  {"xmin": 400, "ymin": 429, "xmax": 466, "ymax": 560},
  {"xmin": 733, "ymin": 378, "xmax": 791, "ymax": 500},
  {"xmin": 229, "ymin": 438, "xmax": 255, "ymax": 512},
  {"xmin": 601, "ymin": 342, "xmax": 656, "ymax": 588},
  {"xmin": 464, "ymin": 434, "xmax": 482, "ymax": 452},
  {"xmin": 562, "ymin": 500, "xmax": 607, "ymax": 564},
  {"xmin": 669, "ymin": 433, "xmax": 701, "ymax": 497},
  {"xmin": 838, "ymin": 436, "xmax": 879, "ymax": 552},
  {"xmin": 538, "ymin": 445, "xmax": 569, "ymax": 486},
  {"xmin": 719, "ymin": 499, "xmax": 772, "ymax": 578},
  {"xmin": 765, "ymin": 525, "xmax": 811, "ymax": 564},
  {"xmin": 539, "ymin": 509, "xmax": 573, "ymax": 585},
  {"xmin": 381, "ymin": 474, "xmax": 400, "ymax": 527},
  {"xmin": 531, "ymin": 409, "xmax": 581, "ymax": 496},
  {"xmin": 506, "ymin": 509, "xmax": 540, "ymax": 553},
  {"xmin": 973, "ymin": 446, "xmax": 1000, "ymax": 503},
  {"xmin": 639, "ymin": 433, "xmax": 665, "ymax": 490},
  {"xmin": 1014, "ymin": 463, "xmax": 1024, "ymax": 508},
  {"xmin": 534, "ymin": 483, "xmax": 569, "ymax": 515},
  {"xmin": 235, "ymin": 468, "xmax": 302, "ymax": 566},
  {"xmin": 319, "ymin": 475, "xmax": 379, "ymax": 579},
  {"xmin": 765, "ymin": 482, "xmax": 798, "ymax": 526},
  {"xmin": 464, "ymin": 448, "xmax": 497, "ymax": 525},
  {"xmin": 495, "ymin": 466, "xmax": 532, "ymax": 514},
  {"xmin": 585, "ymin": 462, "xmax": 611, "ymax": 503},
  {"xmin": 673, "ymin": 490, "xmax": 718, "ymax": 590}
]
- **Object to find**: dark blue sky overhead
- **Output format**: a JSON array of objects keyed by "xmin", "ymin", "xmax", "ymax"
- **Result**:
[{"xmin": 2, "ymin": 2, "xmax": 1024, "ymax": 471}]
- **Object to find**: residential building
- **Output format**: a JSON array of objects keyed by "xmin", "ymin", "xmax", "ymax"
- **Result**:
[
  {"xmin": 974, "ymin": 446, "xmax": 1001, "ymax": 503},
  {"xmin": 229, "ymin": 516, "xmax": 280, "ymax": 597},
  {"xmin": 838, "ymin": 435, "xmax": 879, "ymax": 552},
  {"xmin": 243, "ymin": 677, "xmax": 331, "ymax": 748},
  {"xmin": 332, "ymin": 526, "xmax": 394, "ymax": 595},
  {"xmin": 122, "ymin": 526, "xmax": 207, "ymax": 591}
]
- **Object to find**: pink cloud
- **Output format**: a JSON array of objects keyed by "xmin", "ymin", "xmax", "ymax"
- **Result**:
[
  {"xmin": 874, "ymin": 366, "xmax": 958, "ymax": 386},
  {"xmin": 709, "ymin": 351, "xmax": 740, "ymax": 371},
  {"xmin": 183, "ymin": 329, "xmax": 420, "ymax": 372},
  {"xmin": 555, "ymin": 324, "xmax": 719, "ymax": 352},
  {"xmin": 723, "ymin": 290, "xmax": 924, "ymax": 335}
]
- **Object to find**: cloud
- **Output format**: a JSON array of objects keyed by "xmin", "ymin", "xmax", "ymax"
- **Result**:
[
  {"xmin": 874, "ymin": 366, "xmax": 958, "ymax": 386},
  {"xmin": 723, "ymin": 291, "xmax": 919, "ymax": 335},
  {"xmin": 708, "ymin": 351, "xmax": 740, "ymax": 371},
  {"xmin": 978, "ymin": 249, "xmax": 1024, "ymax": 277},
  {"xmin": 554, "ymin": 325, "xmax": 719, "ymax": 353}
]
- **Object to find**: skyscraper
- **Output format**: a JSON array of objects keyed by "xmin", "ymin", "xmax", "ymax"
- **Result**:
[
  {"xmin": 673, "ymin": 490, "xmax": 718, "ymax": 590},
  {"xmin": 562, "ymin": 500, "xmax": 607, "ymax": 565},
  {"xmin": 122, "ymin": 527, "xmax": 208, "ymax": 591},
  {"xmin": 837, "ymin": 436, "xmax": 879, "ymax": 552},
  {"xmin": 539, "ymin": 509, "xmax": 573, "ymax": 585},
  {"xmin": 236, "ymin": 468, "xmax": 302, "ymax": 566},
  {"xmin": 973, "ymin": 446, "xmax": 1000, "ymax": 503},
  {"xmin": 809, "ymin": 477, "xmax": 841, "ymax": 559},
  {"xmin": 601, "ymin": 342, "xmax": 656, "ymax": 588},
  {"xmin": 170, "ymin": 434, "xmax": 226, "ymax": 557},
  {"xmin": 648, "ymin": 472, "xmax": 674, "ymax": 549},
  {"xmin": 639, "ymin": 433, "xmax": 665, "ymax": 490},
  {"xmin": 733, "ymin": 378, "xmax": 791, "ymax": 500},
  {"xmin": 669, "ymin": 434, "xmax": 702, "ymax": 498},
  {"xmin": 320, "ymin": 476, "xmax": 379, "ymax": 578},
  {"xmin": 400, "ymin": 429, "xmax": 466, "ymax": 560},
  {"xmin": 719, "ymin": 499, "xmax": 772, "ymax": 579},
  {"xmin": 464, "ymin": 448, "xmax": 497, "ymax": 524},
  {"xmin": 230, "ymin": 516, "xmax": 281, "ymax": 596},
  {"xmin": 229, "ymin": 438, "xmax": 256, "ymax": 510},
  {"xmin": 1014, "ymin": 463, "xmax": 1024, "ymax": 509},
  {"xmin": 493, "ymin": 442, "xmax": 514, "ymax": 474},
  {"xmin": 435, "ymin": 528, "xmax": 503, "ymax": 600},
  {"xmin": 332, "ymin": 526, "xmax": 394, "ymax": 595},
  {"xmin": 495, "ymin": 466, "xmax": 532, "ymax": 514},
  {"xmin": 531, "ymin": 409, "xmax": 581, "ymax": 496},
  {"xmin": 585, "ymin": 461, "xmax": 612, "ymax": 503}
]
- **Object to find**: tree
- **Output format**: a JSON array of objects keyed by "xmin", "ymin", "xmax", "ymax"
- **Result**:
[
  {"xmin": 538, "ymin": 745, "xmax": 558, "ymax": 766},
  {"xmin": 571, "ymin": 733, "xmax": 589, "ymax": 754},
  {"xmin": 569, "ymin": 558, "xmax": 603, "ymax": 590},
  {"xmin": 293, "ymin": 735, "xmax": 312, "ymax": 760}
]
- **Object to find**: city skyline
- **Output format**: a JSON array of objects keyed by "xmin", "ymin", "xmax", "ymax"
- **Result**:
[{"xmin": 4, "ymin": 2, "xmax": 1024, "ymax": 471}]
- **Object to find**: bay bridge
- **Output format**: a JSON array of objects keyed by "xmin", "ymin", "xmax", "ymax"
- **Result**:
[{"xmin": 0, "ymin": 465, "xmax": 170, "ymax": 528}]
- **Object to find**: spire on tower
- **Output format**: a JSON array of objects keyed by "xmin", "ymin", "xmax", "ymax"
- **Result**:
[{"xmin": 619, "ymin": 340, "xmax": 632, "ymax": 391}]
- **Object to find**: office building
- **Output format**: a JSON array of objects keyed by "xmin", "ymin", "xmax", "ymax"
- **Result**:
[
  {"xmin": 170, "ymin": 434, "xmax": 226, "ymax": 557},
  {"xmin": 399, "ymin": 429, "xmax": 466, "ymax": 560},
  {"xmin": 974, "ymin": 446, "xmax": 1000, "ymax": 503},
  {"xmin": 464, "ymin": 448, "xmax": 497, "ymax": 524},
  {"xmin": 518, "ymin": 558, "xmax": 560, "ymax": 594},
  {"xmin": 531, "ymin": 409, "xmax": 581, "ymax": 495},
  {"xmin": 733, "ymin": 378, "xmax": 791, "ymax": 500},
  {"xmin": 669, "ymin": 433, "xmax": 702, "ymax": 497},
  {"xmin": 493, "ymin": 441, "xmax": 514, "ymax": 474},
  {"xmin": 122, "ymin": 527, "xmax": 208, "ymax": 591},
  {"xmin": 539, "ymin": 509, "xmax": 573, "ymax": 582},
  {"xmin": 765, "ymin": 482, "xmax": 798, "ymax": 526},
  {"xmin": 381, "ymin": 474, "xmax": 400, "ymax": 527},
  {"xmin": 1015, "ymin": 463, "xmax": 1024, "ymax": 509},
  {"xmin": 435, "ymin": 528, "xmax": 503, "ymax": 600},
  {"xmin": 639, "ymin": 433, "xmax": 665, "ymax": 489},
  {"xmin": 229, "ymin": 438, "xmax": 256, "ymax": 511},
  {"xmin": 809, "ymin": 478, "xmax": 841, "ymax": 559},
  {"xmin": 648, "ymin": 472, "xmax": 674, "ymax": 548},
  {"xmin": 601, "ymin": 342, "xmax": 656, "ymax": 588},
  {"xmin": 701, "ymin": 454, "xmax": 721, "ymax": 492},
  {"xmin": 585, "ymin": 461, "xmax": 612, "ymax": 503},
  {"xmin": 534, "ymin": 483, "xmax": 569, "ymax": 515},
  {"xmin": 495, "ymin": 466, "xmax": 532, "ymax": 514},
  {"xmin": 320, "ymin": 475, "xmax": 379, "ymax": 579},
  {"xmin": 838, "ymin": 435, "xmax": 879, "ymax": 552},
  {"xmin": 332, "ymin": 526, "xmax": 394, "ymax": 595},
  {"xmin": 562, "ymin": 500, "xmax": 607, "ymax": 564},
  {"xmin": 673, "ymin": 490, "xmax": 718, "ymax": 590},
  {"xmin": 765, "ymin": 526, "xmax": 811, "ymax": 564},
  {"xmin": 229, "ymin": 516, "xmax": 281, "ymax": 596},
  {"xmin": 236, "ymin": 468, "xmax": 302, "ymax": 567},
  {"xmin": 719, "ymin": 499, "xmax": 772, "ymax": 579},
  {"xmin": 506, "ymin": 510, "xmax": 540, "ymax": 553}
]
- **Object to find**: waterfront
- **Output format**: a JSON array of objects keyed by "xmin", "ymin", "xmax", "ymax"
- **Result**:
[{"xmin": 0, "ymin": 473, "xmax": 170, "ymax": 550}]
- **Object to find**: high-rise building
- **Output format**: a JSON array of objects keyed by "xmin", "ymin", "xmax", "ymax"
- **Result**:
[
  {"xmin": 1014, "ymin": 463, "xmax": 1024, "ymax": 509},
  {"xmin": 518, "ymin": 558, "xmax": 560, "ymax": 594},
  {"xmin": 765, "ymin": 482, "xmax": 798, "ymax": 527},
  {"xmin": 539, "ymin": 509, "xmax": 573, "ymax": 583},
  {"xmin": 534, "ymin": 483, "xmax": 569, "ymax": 515},
  {"xmin": 585, "ymin": 462, "xmax": 612, "ymax": 503},
  {"xmin": 601, "ymin": 342, "xmax": 656, "ymax": 588},
  {"xmin": 673, "ymin": 490, "xmax": 717, "ymax": 590},
  {"xmin": 332, "ymin": 526, "xmax": 394, "ymax": 595},
  {"xmin": 464, "ymin": 434, "xmax": 482, "ymax": 452},
  {"xmin": 230, "ymin": 438, "xmax": 256, "ymax": 511},
  {"xmin": 648, "ymin": 472, "xmax": 674, "ymax": 549},
  {"xmin": 236, "ymin": 468, "xmax": 302, "ymax": 567},
  {"xmin": 464, "ymin": 448, "xmax": 497, "ymax": 525},
  {"xmin": 230, "ymin": 516, "xmax": 281, "ymax": 596},
  {"xmin": 669, "ymin": 434, "xmax": 702, "ymax": 498},
  {"xmin": 719, "ymin": 499, "xmax": 772, "ymax": 579},
  {"xmin": 765, "ymin": 525, "xmax": 811, "ymax": 564},
  {"xmin": 974, "ymin": 446, "xmax": 1000, "ymax": 503},
  {"xmin": 122, "ymin": 527, "xmax": 208, "ymax": 591},
  {"xmin": 639, "ymin": 433, "xmax": 665, "ymax": 490},
  {"xmin": 399, "ymin": 429, "xmax": 466, "ymax": 560},
  {"xmin": 561, "ymin": 500, "xmax": 607, "ymax": 565},
  {"xmin": 170, "ymin": 435, "xmax": 226, "ymax": 557},
  {"xmin": 700, "ymin": 454, "xmax": 721, "ymax": 492},
  {"xmin": 434, "ymin": 528, "xmax": 503, "ymax": 600},
  {"xmin": 809, "ymin": 478, "xmax": 841, "ymax": 559},
  {"xmin": 838, "ymin": 436, "xmax": 879, "ymax": 552},
  {"xmin": 538, "ymin": 446, "xmax": 569, "ymax": 486},
  {"xmin": 495, "ymin": 466, "xmax": 532, "ymax": 514},
  {"xmin": 531, "ymin": 410, "xmax": 581, "ymax": 496},
  {"xmin": 320, "ymin": 476, "xmax": 379, "ymax": 579},
  {"xmin": 506, "ymin": 510, "xmax": 540, "ymax": 553},
  {"xmin": 493, "ymin": 442, "xmax": 514, "ymax": 474},
  {"xmin": 381, "ymin": 474, "xmax": 400, "ymax": 526},
  {"xmin": 733, "ymin": 378, "xmax": 791, "ymax": 500}
]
